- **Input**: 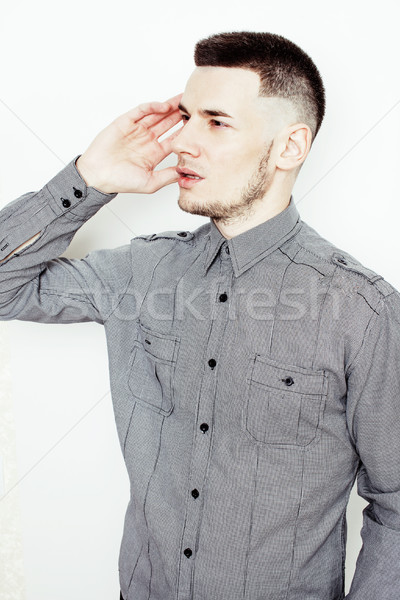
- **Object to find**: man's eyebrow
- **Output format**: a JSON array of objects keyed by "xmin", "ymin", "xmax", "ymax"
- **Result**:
[{"xmin": 178, "ymin": 102, "xmax": 233, "ymax": 119}]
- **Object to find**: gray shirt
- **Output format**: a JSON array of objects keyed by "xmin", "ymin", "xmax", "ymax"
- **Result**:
[{"xmin": 1, "ymin": 158, "xmax": 400, "ymax": 600}]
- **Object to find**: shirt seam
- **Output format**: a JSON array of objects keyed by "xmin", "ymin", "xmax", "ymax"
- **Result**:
[
  {"xmin": 294, "ymin": 237, "xmax": 389, "ymax": 295},
  {"xmin": 345, "ymin": 305, "xmax": 382, "ymax": 377}
]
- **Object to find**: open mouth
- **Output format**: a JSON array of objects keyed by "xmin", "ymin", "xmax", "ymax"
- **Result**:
[
  {"xmin": 176, "ymin": 167, "xmax": 205, "ymax": 188},
  {"xmin": 176, "ymin": 167, "xmax": 204, "ymax": 179},
  {"xmin": 181, "ymin": 174, "xmax": 202, "ymax": 180}
]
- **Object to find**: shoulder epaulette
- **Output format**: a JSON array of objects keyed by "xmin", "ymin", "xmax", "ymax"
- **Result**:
[
  {"xmin": 135, "ymin": 230, "xmax": 194, "ymax": 242},
  {"xmin": 331, "ymin": 252, "xmax": 394, "ymax": 298}
]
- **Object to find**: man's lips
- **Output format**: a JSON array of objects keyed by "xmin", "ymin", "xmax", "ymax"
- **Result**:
[
  {"xmin": 176, "ymin": 167, "xmax": 204, "ymax": 180},
  {"xmin": 176, "ymin": 167, "xmax": 205, "ymax": 188}
]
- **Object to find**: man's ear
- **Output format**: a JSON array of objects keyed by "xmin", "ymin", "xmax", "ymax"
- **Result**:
[{"xmin": 276, "ymin": 124, "xmax": 312, "ymax": 171}]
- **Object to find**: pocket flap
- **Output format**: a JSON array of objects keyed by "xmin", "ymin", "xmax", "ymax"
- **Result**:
[
  {"xmin": 249, "ymin": 355, "xmax": 326, "ymax": 396},
  {"xmin": 139, "ymin": 323, "xmax": 179, "ymax": 363}
]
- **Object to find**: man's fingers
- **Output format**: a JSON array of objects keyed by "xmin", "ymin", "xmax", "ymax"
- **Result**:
[
  {"xmin": 145, "ymin": 166, "xmax": 179, "ymax": 194},
  {"xmin": 138, "ymin": 106, "xmax": 181, "ymax": 132},
  {"xmin": 128, "ymin": 100, "xmax": 172, "ymax": 120},
  {"xmin": 159, "ymin": 128, "xmax": 183, "ymax": 156},
  {"xmin": 113, "ymin": 94, "xmax": 183, "ymax": 137},
  {"xmin": 150, "ymin": 110, "xmax": 182, "ymax": 139},
  {"xmin": 145, "ymin": 126, "xmax": 183, "ymax": 167},
  {"xmin": 163, "ymin": 93, "xmax": 183, "ymax": 110},
  {"xmin": 137, "ymin": 94, "xmax": 183, "ymax": 129},
  {"xmin": 116, "ymin": 101, "xmax": 174, "ymax": 135},
  {"xmin": 139, "ymin": 94, "xmax": 182, "ymax": 125}
]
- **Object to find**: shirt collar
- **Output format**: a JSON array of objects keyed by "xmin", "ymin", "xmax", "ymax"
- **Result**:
[{"xmin": 204, "ymin": 197, "xmax": 301, "ymax": 277}]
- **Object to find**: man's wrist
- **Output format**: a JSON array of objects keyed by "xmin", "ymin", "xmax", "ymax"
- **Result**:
[{"xmin": 75, "ymin": 155, "xmax": 110, "ymax": 193}]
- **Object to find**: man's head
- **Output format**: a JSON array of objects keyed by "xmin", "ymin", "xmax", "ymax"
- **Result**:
[
  {"xmin": 172, "ymin": 32, "xmax": 325, "ymax": 228},
  {"xmin": 194, "ymin": 32, "xmax": 325, "ymax": 140}
]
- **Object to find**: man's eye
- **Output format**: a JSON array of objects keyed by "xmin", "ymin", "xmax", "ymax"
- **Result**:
[{"xmin": 211, "ymin": 119, "xmax": 228, "ymax": 128}]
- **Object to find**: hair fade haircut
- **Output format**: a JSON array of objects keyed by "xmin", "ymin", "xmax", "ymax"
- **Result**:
[{"xmin": 194, "ymin": 31, "xmax": 326, "ymax": 141}]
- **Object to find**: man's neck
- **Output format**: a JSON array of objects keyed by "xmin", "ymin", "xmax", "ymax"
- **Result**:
[{"xmin": 212, "ymin": 191, "xmax": 292, "ymax": 240}]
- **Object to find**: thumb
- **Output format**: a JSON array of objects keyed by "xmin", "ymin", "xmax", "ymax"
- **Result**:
[{"xmin": 144, "ymin": 166, "xmax": 180, "ymax": 194}]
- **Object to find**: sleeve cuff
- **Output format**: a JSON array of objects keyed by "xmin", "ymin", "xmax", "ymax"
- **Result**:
[{"xmin": 44, "ymin": 155, "xmax": 117, "ymax": 221}]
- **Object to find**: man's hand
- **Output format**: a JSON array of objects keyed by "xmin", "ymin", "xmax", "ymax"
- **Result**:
[{"xmin": 76, "ymin": 94, "xmax": 183, "ymax": 194}]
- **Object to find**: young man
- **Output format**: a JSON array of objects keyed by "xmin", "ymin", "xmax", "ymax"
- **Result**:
[{"xmin": 1, "ymin": 32, "xmax": 399, "ymax": 600}]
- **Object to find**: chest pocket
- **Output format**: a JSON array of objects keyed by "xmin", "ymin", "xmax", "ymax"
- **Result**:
[
  {"xmin": 128, "ymin": 323, "xmax": 180, "ymax": 416},
  {"xmin": 245, "ymin": 355, "xmax": 327, "ymax": 448}
]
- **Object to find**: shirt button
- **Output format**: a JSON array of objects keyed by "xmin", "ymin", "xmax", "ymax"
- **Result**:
[
  {"xmin": 73, "ymin": 187, "xmax": 83, "ymax": 198},
  {"xmin": 337, "ymin": 257, "xmax": 347, "ymax": 265},
  {"xmin": 225, "ymin": 245, "xmax": 230, "ymax": 255},
  {"xmin": 200, "ymin": 423, "xmax": 209, "ymax": 433},
  {"xmin": 191, "ymin": 489, "xmax": 199, "ymax": 499},
  {"xmin": 208, "ymin": 358, "xmax": 217, "ymax": 369},
  {"xmin": 61, "ymin": 198, "xmax": 71, "ymax": 208},
  {"xmin": 282, "ymin": 376, "xmax": 294, "ymax": 386},
  {"xmin": 219, "ymin": 293, "xmax": 228, "ymax": 302},
  {"xmin": 184, "ymin": 548, "xmax": 192, "ymax": 558},
  {"xmin": 177, "ymin": 231, "xmax": 188, "ymax": 237}
]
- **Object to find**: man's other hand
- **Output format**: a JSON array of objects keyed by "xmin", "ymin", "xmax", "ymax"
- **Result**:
[{"xmin": 76, "ymin": 94, "xmax": 183, "ymax": 194}]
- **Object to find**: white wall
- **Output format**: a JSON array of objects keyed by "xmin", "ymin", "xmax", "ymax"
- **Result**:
[{"xmin": 0, "ymin": 0, "xmax": 399, "ymax": 598}]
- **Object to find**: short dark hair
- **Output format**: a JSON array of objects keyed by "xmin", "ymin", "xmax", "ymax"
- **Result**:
[{"xmin": 194, "ymin": 31, "xmax": 326, "ymax": 141}]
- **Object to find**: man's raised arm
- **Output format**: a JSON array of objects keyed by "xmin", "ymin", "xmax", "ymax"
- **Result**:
[{"xmin": 0, "ymin": 97, "xmax": 182, "ymax": 323}]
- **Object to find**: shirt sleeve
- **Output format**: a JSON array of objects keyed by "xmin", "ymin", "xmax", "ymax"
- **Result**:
[
  {"xmin": 345, "ymin": 290, "xmax": 400, "ymax": 598},
  {"xmin": 0, "ymin": 157, "xmax": 132, "ymax": 325}
]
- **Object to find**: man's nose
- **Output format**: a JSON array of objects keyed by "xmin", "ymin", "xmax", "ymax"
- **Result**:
[{"xmin": 171, "ymin": 121, "xmax": 201, "ymax": 157}]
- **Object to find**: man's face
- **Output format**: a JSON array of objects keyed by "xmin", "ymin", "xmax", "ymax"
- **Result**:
[{"xmin": 172, "ymin": 67, "xmax": 289, "ymax": 222}]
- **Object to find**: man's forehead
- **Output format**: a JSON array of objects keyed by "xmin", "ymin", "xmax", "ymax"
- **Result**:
[{"xmin": 181, "ymin": 66, "xmax": 262, "ymax": 115}]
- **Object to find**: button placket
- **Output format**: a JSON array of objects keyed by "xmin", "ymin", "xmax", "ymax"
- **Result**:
[{"xmin": 177, "ymin": 260, "xmax": 233, "ymax": 600}]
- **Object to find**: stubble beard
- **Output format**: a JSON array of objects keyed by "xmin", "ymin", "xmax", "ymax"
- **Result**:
[{"xmin": 177, "ymin": 142, "xmax": 274, "ymax": 225}]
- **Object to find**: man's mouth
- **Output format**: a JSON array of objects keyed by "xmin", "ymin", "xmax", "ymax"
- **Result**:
[
  {"xmin": 176, "ymin": 167, "xmax": 204, "ymax": 178},
  {"xmin": 176, "ymin": 167, "xmax": 205, "ymax": 188}
]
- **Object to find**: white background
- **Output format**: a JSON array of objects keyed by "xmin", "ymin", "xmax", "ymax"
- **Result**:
[{"xmin": 0, "ymin": 1, "xmax": 400, "ymax": 598}]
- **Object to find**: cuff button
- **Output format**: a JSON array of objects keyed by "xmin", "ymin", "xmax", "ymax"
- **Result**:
[{"xmin": 61, "ymin": 198, "xmax": 71, "ymax": 208}]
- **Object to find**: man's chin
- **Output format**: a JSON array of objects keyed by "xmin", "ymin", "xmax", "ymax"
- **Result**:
[
  {"xmin": 177, "ymin": 195, "xmax": 214, "ymax": 218},
  {"xmin": 177, "ymin": 192, "xmax": 241, "ymax": 221}
]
